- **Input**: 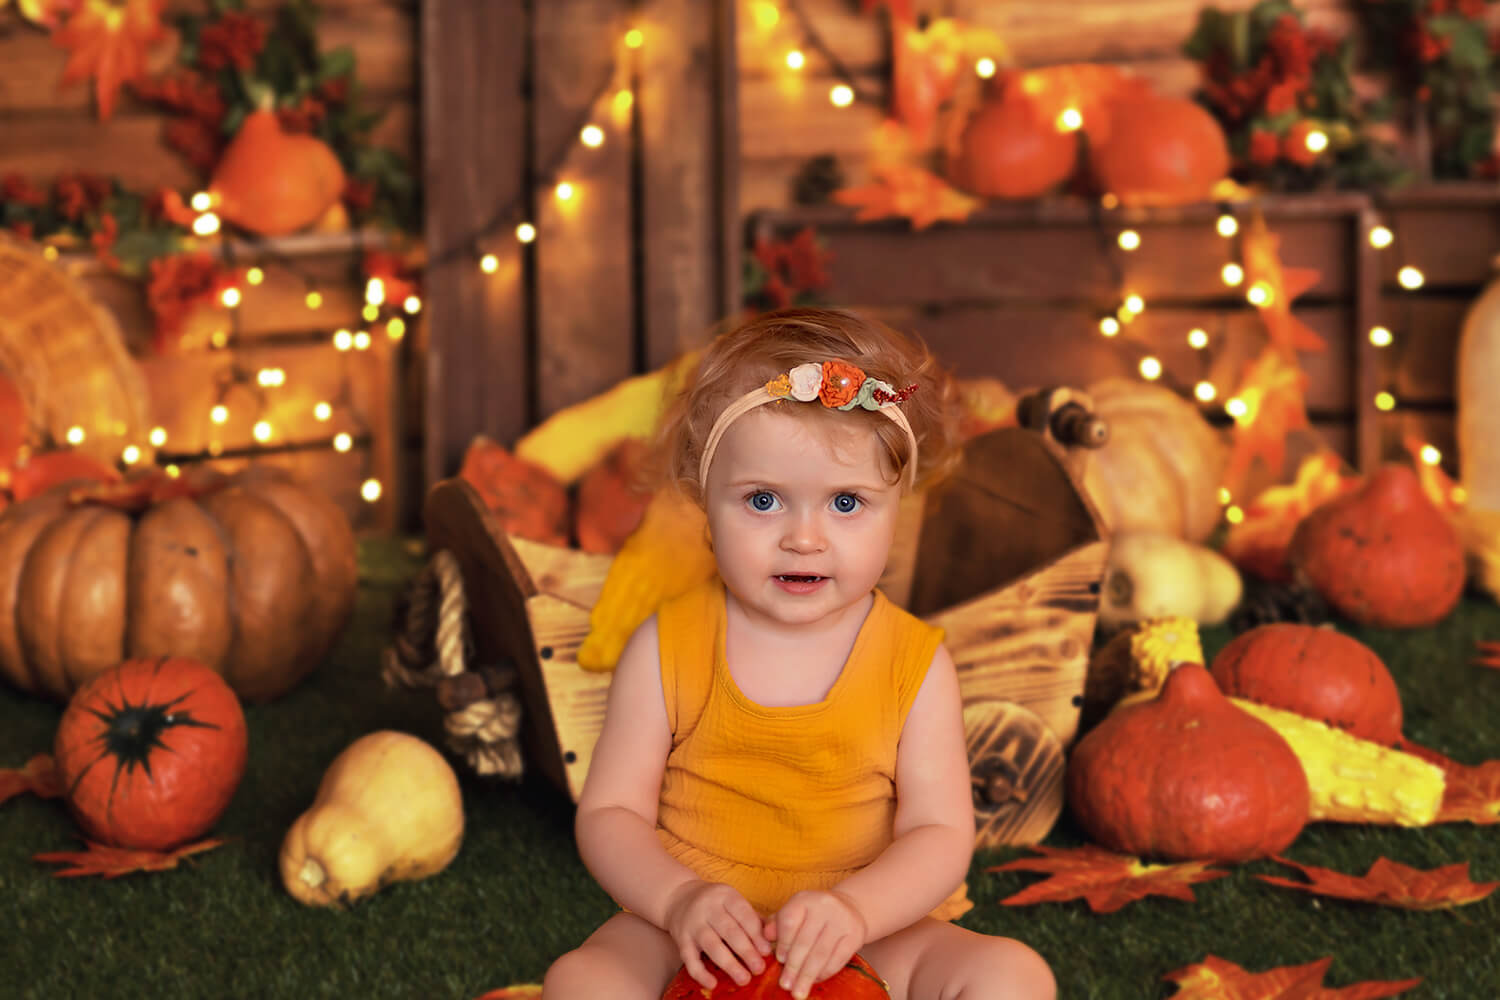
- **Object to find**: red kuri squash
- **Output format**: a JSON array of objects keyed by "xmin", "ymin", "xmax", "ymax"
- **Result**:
[
  {"xmin": 947, "ymin": 91, "xmax": 1077, "ymax": 200},
  {"xmin": 54, "ymin": 656, "xmax": 248, "ymax": 850},
  {"xmin": 1066, "ymin": 663, "xmax": 1308, "ymax": 862},
  {"xmin": 1210, "ymin": 623, "xmax": 1404, "ymax": 746},
  {"xmin": 662, "ymin": 955, "xmax": 888, "ymax": 1000}
]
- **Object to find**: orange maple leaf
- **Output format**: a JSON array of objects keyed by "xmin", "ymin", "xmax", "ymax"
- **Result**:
[
  {"xmin": 54, "ymin": 0, "xmax": 168, "ymax": 121},
  {"xmin": 1221, "ymin": 449, "xmax": 1360, "ymax": 581},
  {"xmin": 1400, "ymin": 434, "xmax": 1465, "ymax": 515},
  {"xmin": 1257, "ymin": 855, "xmax": 1498, "ymax": 909},
  {"xmin": 1398, "ymin": 742, "xmax": 1500, "ymax": 824},
  {"xmin": 1223, "ymin": 346, "xmax": 1311, "ymax": 492},
  {"xmin": 1164, "ymin": 955, "xmax": 1421, "ymax": 999},
  {"xmin": 1242, "ymin": 211, "xmax": 1326, "ymax": 355},
  {"xmin": 833, "ymin": 163, "xmax": 982, "ymax": 231},
  {"xmin": 989, "ymin": 844, "xmax": 1229, "ymax": 913},
  {"xmin": 34, "ymin": 837, "xmax": 226, "ymax": 878},
  {"xmin": 0, "ymin": 753, "xmax": 63, "ymax": 805}
]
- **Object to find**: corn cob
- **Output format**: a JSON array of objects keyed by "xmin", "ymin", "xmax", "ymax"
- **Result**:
[
  {"xmin": 576, "ymin": 488, "xmax": 716, "ymax": 671},
  {"xmin": 1229, "ymin": 697, "xmax": 1446, "ymax": 826},
  {"xmin": 1086, "ymin": 617, "xmax": 1203, "ymax": 711}
]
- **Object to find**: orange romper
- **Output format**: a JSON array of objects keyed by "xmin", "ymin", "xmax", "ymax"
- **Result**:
[{"xmin": 654, "ymin": 578, "xmax": 966, "ymax": 919}]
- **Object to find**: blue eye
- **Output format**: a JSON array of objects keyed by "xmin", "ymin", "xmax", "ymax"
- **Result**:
[
  {"xmin": 831, "ymin": 493, "xmax": 861, "ymax": 514},
  {"xmin": 748, "ymin": 491, "xmax": 780, "ymax": 512}
]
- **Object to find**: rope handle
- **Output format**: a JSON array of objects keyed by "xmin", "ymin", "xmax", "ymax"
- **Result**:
[{"xmin": 382, "ymin": 549, "xmax": 525, "ymax": 778}]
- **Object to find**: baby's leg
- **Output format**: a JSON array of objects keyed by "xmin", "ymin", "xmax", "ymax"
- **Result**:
[
  {"xmin": 861, "ymin": 917, "xmax": 1056, "ymax": 1000},
  {"xmin": 542, "ymin": 911, "xmax": 683, "ymax": 1000}
]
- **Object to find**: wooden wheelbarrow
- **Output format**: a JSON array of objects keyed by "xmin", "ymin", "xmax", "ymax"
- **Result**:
[{"xmin": 422, "ymin": 388, "xmax": 1110, "ymax": 849}]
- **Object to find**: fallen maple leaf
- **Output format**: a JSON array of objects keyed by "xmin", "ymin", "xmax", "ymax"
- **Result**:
[
  {"xmin": 833, "ymin": 162, "xmax": 982, "ymax": 230},
  {"xmin": 1242, "ymin": 211, "xmax": 1326, "ymax": 355},
  {"xmin": 53, "ymin": 0, "xmax": 168, "ymax": 121},
  {"xmin": 1257, "ymin": 855, "xmax": 1497, "ymax": 909},
  {"xmin": 472, "ymin": 988, "xmax": 542, "ymax": 1000},
  {"xmin": 34, "ymin": 837, "xmax": 226, "ymax": 878},
  {"xmin": 1221, "ymin": 449, "xmax": 1360, "ymax": 581},
  {"xmin": 989, "ymin": 844, "xmax": 1229, "ymax": 914},
  {"xmin": 1164, "ymin": 954, "xmax": 1421, "ymax": 999},
  {"xmin": 0, "ymin": 753, "xmax": 63, "ymax": 805},
  {"xmin": 1398, "ymin": 741, "xmax": 1500, "ymax": 824},
  {"xmin": 1223, "ymin": 345, "xmax": 1311, "ymax": 492}
]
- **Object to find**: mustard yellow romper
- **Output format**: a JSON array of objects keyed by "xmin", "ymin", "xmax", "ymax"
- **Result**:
[{"xmin": 653, "ymin": 578, "xmax": 969, "ymax": 919}]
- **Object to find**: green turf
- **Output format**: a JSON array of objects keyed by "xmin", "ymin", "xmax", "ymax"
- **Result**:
[{"xmin": 2, "ymin": 538, "xmax": 1498, "ymax": 998}]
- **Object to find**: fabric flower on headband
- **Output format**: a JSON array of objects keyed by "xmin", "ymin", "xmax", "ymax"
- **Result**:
[{"xmin": 765, "ymin": 361, "xmax": 916, "ymax": 411}]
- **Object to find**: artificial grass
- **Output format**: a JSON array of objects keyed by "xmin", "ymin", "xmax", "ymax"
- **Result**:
[{"xmin": 0, "ymin": 537, "xmax": 1497, "ymax": 999}]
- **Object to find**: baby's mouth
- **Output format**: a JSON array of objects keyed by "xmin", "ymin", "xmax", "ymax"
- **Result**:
[{"xmin": 777, "ymin": 574, "xmax": 824, "ymax": 583}]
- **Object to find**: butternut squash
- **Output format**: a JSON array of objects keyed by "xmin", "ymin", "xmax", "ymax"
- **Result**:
[{"xmin": 280, "ymin": 730, "xmax": 464, "ymax": 907}]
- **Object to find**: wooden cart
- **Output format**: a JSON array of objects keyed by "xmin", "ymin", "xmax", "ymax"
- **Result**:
[{"xmin": 423, "ymin": 392, "xmax": 1109, "ymax": 848}]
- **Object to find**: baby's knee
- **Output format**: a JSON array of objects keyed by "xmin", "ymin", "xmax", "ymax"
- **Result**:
[
  {"xmin": 542, "ymin": 944, "xmax": 665, "ymax": 1000},
  {"xmin": 980, "ymin": 937, "xmax": 1056, "ymax": 1000}
]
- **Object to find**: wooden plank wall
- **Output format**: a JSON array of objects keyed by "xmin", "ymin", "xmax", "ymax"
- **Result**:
[
  {"xmin": 0, "ymin": 0, "xmax": 417, "ymax": 531},
  {"xmin": 421, "ymin": 0, "xmax": 738, "ymax": 488}
]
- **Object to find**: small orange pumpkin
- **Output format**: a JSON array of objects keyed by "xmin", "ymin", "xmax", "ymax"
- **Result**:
[
  {"xmin": 209, "ymin": 109, "xmax": 346, "ymax": 236},
  {"xmin": 1089, "ymin": 94, "xmax": 1229, "ymax": 204},
  {"xmin": 947, "ymin": 90, "xmax": 1077, "ymax": 200},
  {"xmin": 662, "ymin": 954, "xmax": 889, "ymax": 999}
]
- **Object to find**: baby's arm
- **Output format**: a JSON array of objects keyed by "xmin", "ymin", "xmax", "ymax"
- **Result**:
[
  {"xmin": 768, "ymin": 643, "xmax": 974, "ymax": 995},
  {"xmin": 575, "ymin": 616, "xmax": 771, "ymax": 988}
]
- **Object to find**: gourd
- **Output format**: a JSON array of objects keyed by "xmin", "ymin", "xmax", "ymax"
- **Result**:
[
  {"xmin": 280, "ymin": 730, "xmax": 465, "ymax": 908},
  {"xmin": 1084, "ymin": 616, "xmax": 1202, "ymax": 716},
  {"xmin": 947, "ymin": 90, "xmax": 1078, "ymax": 199},
  {"xmin": 1210, "ymin": 623, "xmax": 1404, "ymax": 746},
  {"xmin": 0, "ymin": 467, "xmax": 357, "ymax": 702},
  {"xmin": 54, "ymin": 656, "xmax": 247, "ymax": 850},
  {"xmin": 1081, "ymin": 378, "xmax": 1229, "ymax": 542},
  {"xmin": 1097, "ymin": 532, "xmax": 1242, "ymax": 630},
  {"xmin": 1289, "ymin": 463, "xmax": 1464, "ymax": 628},
  {"xmin": 1089, "ymin": 93, "xmax": 1229, "ymax": 204},
  {"xmin": 1066, "ymin": 663, "xmax": 1308, "ymax": 862},
  {"xmin": 1459, "ymin": 273, "xmax": 1500, "ymax": 598},
  {"xmin": 209, "ymin": 109, "xmax": 346, "ymax": 236},
  {"xmin": 662, "ymin": 954, "xmax": 889, "ymax": 1000}
]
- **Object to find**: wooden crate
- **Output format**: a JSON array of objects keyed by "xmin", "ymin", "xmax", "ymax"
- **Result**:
[{"xmin": 425, "ymin": 412, "xmax": 1108, "ymax": 848}]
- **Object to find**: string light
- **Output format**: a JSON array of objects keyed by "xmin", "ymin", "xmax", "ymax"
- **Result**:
[
  {"xmin": 220, "ymin": 287, "xmax": 241, "ymax": 308},
  {"xmin": 210, "ymin": 328, "xmax": 230, "ymax": 349},
  {"xmin": 1225, "ymin": 505, "xmax": 1245, "ymax": 525},
  {"xmin": 314, "ymin": 402, "xmax": 333, "ymax": 421},
  {"xmin": 1421, "ymin": 444, "xmax": 1442, "ymax": 465},
  {"xmin": 65, "ymin": 425, "xmax": 85, "ymax": 445},
  {"xmin": 750, "ymin": 0, "xmax": 779, "ymax": 29},
  {"xmin": 1187, "ymin": 328, "xmax": 1209, "ymax": 349},
  {"xmin": 42, "ymin": 245, "xmax": 58, "ymax": 261},
  {"xmin": 555, "ymin": 181, "xmax": 575, "ymax": 202},
  {"xmin": 149, "ymin": 427, "xmax": 167, "ymax": 447},
  {"xmin": 1369, "ymin": 326, "xmax": 1393, "ymax": 347},
  {"xmin": 165, "ymin": 464, "xmax": 181, "ymax": 478},
  {"xmin": 333, "ymin": 329, "xmax": 354, "ymax": 351},
  {"xmin": 386, "ymin": 317, "xmax": 407, "ymax": 340},
  {"xmin": 516, "ymin": 223, "xmax": 537, "ymax": 243},
  {"xmin": 192, "ymin": 213, "xmax": 221, "ymax": 236},
  {"xmin": 1117, "ymin": 230, "xmax": 1141, "ymax": 251},
  {"xmin": 1216, "ymin": 214, "xmax": 1238, "ymax": 237},
  {"xmin": 305, "ymin": 290, "xmax": 323, "ymax": 309},
  {"xmin": 403, "ymin": 295, "xmax": 422, "ymax": 314},
  {"xmin": 122, "ymin": 445, "xmax": 141, "ymax": 465},
  {"xmin": 361, "ymin": 479, "xmax": 383, "ymax": 502},
  {"xmin": 1123, "ymin": 294, "xmax": 1144, "ymax": 315},
  {"xmin": 1375, "ymin": 391, "xmax": 1396, "ymax": 411},
  {"xmin": 1246, "ymin": 281, "xmax": 1273, "ymax": 306},
  {"xmin": 480, "ymin": 253, "xmax": 500, "ymax": 273},
  {"xmin": 1226, "ymin": 397, "xmax": 1249, "ymax": 419},
  {"xmin": 245, "ymin": 267, "xmax": 264, "ymax": 286},
  {"xmin": 1138, "ymin": 356, "xmax": 1163, "ymax": 380},
  {"xmin": 1218, "ymin": 486, "xmax": 1233, "ymax": 505},
  {"xmin": 580, "ymin": 125, "xmax": 605, "ymax": 147},
  {"xmin": 365, "ymin": 278, "xmax": 385, "ymax": 306},
  {"xmin": 1056, "ymin": 107, "xmax": 1083, "ymax": 132},
  {"xmin": 1369, "ymin": 225, "xmax": 1394, "ymax": 249},
  {"xmin": 786, "ymin": 50, "xmax": 805, "ymax": 70},
  {"xmin": 210, "ymin": 405, "xmax": 229, "ymax": 425},
  {"xmin": 1398, "ymin": 266, "xmax": 1424, "ymax": 289},
  {"xmin": 361, "ymin": 303, "xmax": 380, "ymax": 322},
  {"xmin": 1099, "ymin": 316, "xmax": 1121, "ymax": 337},
  {"xmin": 975, "ymin": 57, "xmax": 997, "ymax": 78},
  {"xmin": 613, "ymin": 89, "xmax": 634, "ymax": 115},
  {"xmin": 333, "ymin": 432, "xmax": 353, "ymax": 452},
  {"xmin": 252, "ymin": 421, "xmax": 273, "ymax": 443},
  {"xmin": 190, "ymin": 191, "xmax": 213, "ymax": 212},
  {"xmin": 624, "ymin": 27, "xmax": 643, "ymax": 48},
  {"xmin": 353, "ymin": 330, "xmax": 372, "ymax": 350},
  {"xmin": 1304, "ymin": 129, "xmax": 1329, "ymax": 154},
  {"xmin": 829, "ymin": 84, "xmax": 854, "ymax": 107},
  {"xmin": 256, "ymin": 367, "xmax": 286, "ymax": 387},
  {"xmin": 1194, "ymin": 381, "xmax": 1217, "ymax": 402},
  {"xmin": 1221, "ymin": 263, "xmax": 1244, "ymax": 286}
]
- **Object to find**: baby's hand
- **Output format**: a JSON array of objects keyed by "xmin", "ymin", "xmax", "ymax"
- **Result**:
[
  {"xmin": 764, "ymin": 889, "xmax": 868, "ymax": 1000},
  {"xmin": 663, "ymin": 879, "xmax": 773, "ymax": 990}
]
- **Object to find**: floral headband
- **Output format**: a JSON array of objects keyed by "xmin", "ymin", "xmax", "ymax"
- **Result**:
[{"xmin": 699, "ymin": 360, "xmax": 920, "ymax": 491}]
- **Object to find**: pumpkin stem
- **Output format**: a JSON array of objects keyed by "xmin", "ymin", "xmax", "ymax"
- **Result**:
[
  {"xmin": 299, "ymin": 858, "xmax": 326, "ymax": 889},
  {"xmin": 1105, "ymin": 570, "xmax": 1134, "ymax": 607}
]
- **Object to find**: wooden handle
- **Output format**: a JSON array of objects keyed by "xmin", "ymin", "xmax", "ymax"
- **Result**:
[{"xmin": 1016, "ymin": 389, "xmax": 1109, "ymax": 450}]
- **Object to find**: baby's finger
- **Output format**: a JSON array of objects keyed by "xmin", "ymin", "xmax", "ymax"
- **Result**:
[
  {"xmin": 701, "ymin": 934, "xmax": 752, "ymax": 987},
  {"xmin": 680, "ymin": 948, "xmax": 718, "ymax": 992},
  {"xmin": 779, "ymin": 924, "xmax": 826, "ymax": 997},
  {"xmin": 773, "ymin": 905, "xmax": 806, "ymax": 964},
  {"xmin": 727, "ymin": 900, "xmax": 773, "ymax": 955},
  {"xmin": 790, "ymin": 930, "xmax": 839, "ymax": 999},
  {"xmin": 715, "ymin": 918, "xmax": 767, "ymax": 976}
]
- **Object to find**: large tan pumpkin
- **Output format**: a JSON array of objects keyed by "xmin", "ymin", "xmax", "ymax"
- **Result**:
[
  {"xmin": 1081, "ymin": 379, "xmax": 1228, "ymax": 542},
  {"xmin": 0, "ymin": 468, "xmax": 357, "ymax": 702}
]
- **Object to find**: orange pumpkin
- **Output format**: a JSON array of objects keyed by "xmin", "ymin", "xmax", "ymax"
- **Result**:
[
  {"xmin": 209, "ymin": 109, "xmax": 347, "ymax": 236},
  {"xmin": 947, "ymin": 91, "xmax": 1077, "ymax": 199},
  {"xmin": 662, "ymin": 954, "xmax": 888, "ymax": 1000},
  {"xmin": 1089, "ymin": 94, "xmax": 1229, "ymax": 204},
  {"xmin": 0, "ymin": 467, "xmax": 356, "ymax": 702}
]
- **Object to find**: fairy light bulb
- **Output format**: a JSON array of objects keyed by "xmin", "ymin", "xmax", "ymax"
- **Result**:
[
  {"xmin": 361, "ymin": 479, "xmax": 383, "ymax": 502},
  {"xmin": 333, "ymin": 432, "xmax": 353, "ymax": 452},
  {"xmin": 1246, "ymin": 281, "xmax": 1273, "ymax": 306},
  {"xmin": 624, "ymin": 27, "xmax": 643, "ymax": 49},
  {"xmin": 1138, "ymin": 356, "xmax": 1163, "ymax": 380},
  {"xmin": 122, "ymin": 445, "xmax": 141, "ymax": 465},
  {"xmin": 785, "ymin": 50, "xmax": 805, "ymax": 70},
  {"xmin": 253, "ymin": 421, "xmax": 272, "ymax": 443},
  {"xmin": 750, "ymin": 1, "xmax": 779, "ymax": 30},
  {"xmin": 403, "ymin": 295, "xmax": 422, "ymax": 314},
  {"xmin": 190, "ymin": 191, "xmax": 213, "ymax": 212},
  {"xmin": 1099, "ymin": 316, "xmax": 1120, "ymax": 337},
  {"xmin": 1218, "ymin": 486, "xmax": 1233, "ymax": 505},
  {"xmin": 305, "ymin": 290, "xmax": 323, "ymax": 309},
  {"xmin": 555, "ymin": 181, "xmax": 575, "ymax": 202},
  {"xmin": 245, "ymin": 267, "xmax": 265, "ymax": 286},
  {"xmin": 1304, "ymin": 129, "xmax": 1329, "ymax": 153},
  {"xmin": 1421, "ymin": 444, "xmax": 1442, "ymax": 465},
  {"xmin": 149, "ymin": 427, "xmax": 167, "ymax": 447},
  {"xmin": 211, "ymin": 328, "xmax": 230, "ymax": 349},
  {"xmin": 1225, "ymin": 505, "xmax": 1245, "ymax": 525},
  {"xmin": 42, "ymin": 245, "xmax": 59, "ymax": 261},
  {"xmin": 362, "ymin": 304, "xmax": 380, "ymax": 322},
  {"xmin": 1056, "ymin": 107, "xmax": 1083, "ymax": 132},
  {"xmin": 516, "ymin": 223, "xmax": 536, "ymax": 244},
  {"xmin": 480, "ymin": 253, "xmax": 500, "ymax": 273},
  {"xmin": 1194, "ymin": 381, "xmax": 1217, "ymax": 402},
  {"xmin": 1398, "ymin": 266, "xmax": 1424, "ymax": 289},
  {"xmin": 314, "ymin": 402, "xmax": 333, "ymax": 421},
  {"xmin": 220, "ymin": 287, "xmax": 241, "ymax": 308},
  {"xmin": 613, "ymin": 89, "xmax": 634, "ymax": 115},
  {"xmin": 1188, "ymin": 328, "xmax": 1209, "ymax": 349},
  {"xmin": 333, "ymin": 329, "xmax": 354, "ymax": 351},
  {"xmin": 1369, "ymin": 326, "xmax": 1393, "ymax": 347},
  {"xmin": 829, "ymin": 84, "xmax": 854, "ymax": 108},
  {"xmin": 1221, "ymin": 263, "xmax": 1244, "ymax": 286},
  {"xmin": 353, "ymin": 330, "xmax": 372, "ymax": 350},
  {"xmin": 65, "ymin": 425, "xmax": 85, "ymax": 445},
  {"xmin": 1226, "ymin": 397, "xmax": 1249, "ymax": 420},
  {"xmin": 192, "ymin": 213, "xmax": 220, "ymax": 236},
  {"xmin": 1375, "ymin": 391, "xmax": 1396, "ymax": 411},
  {"xmin": 210, "ymin": 405, "xmax": 228, "ymax": 425},
  {"xmin": 365, "ymin": 278, "xmax": 385, "ymax": 306},
  {"xmin": 165, "ymin": 464, "xmax": 181, "ymax": 478},
  {"xmin": 580, "ymin": 124, "xmax": 604, "ymax": 147},
  {"xmin": 1370, "ymin": 225, "xmax": 1394, "ymax": 249},
  {"xmin": 387, "ymin": 317, "xmax": 407, "ymax": 340},
  {"xmin": 975, "ymin": 57, "xmax": 997, "ymax": 79},
  {"xmin": 1123, "ymin": 294, "xmax": 1144, "ymax": 315},
  {"xmin": 1216, "ymin": 214, "xmax": 1238, "ymax": 237},
  {"xmin": 1117, "ymin": 230, "xmax": 1141, "ymax": 251}
]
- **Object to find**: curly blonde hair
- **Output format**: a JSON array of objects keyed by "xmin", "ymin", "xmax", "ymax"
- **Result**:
[{"xmin": 656, "ymin": 307, "xmax": 961, "ymax": 505}]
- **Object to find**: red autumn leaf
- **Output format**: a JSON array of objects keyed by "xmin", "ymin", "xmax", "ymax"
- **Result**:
[
  {"xmin": 1474, "ymin": 641, "xmax": 1500, "ymax": 670},
  {"xmin": 0, "ymin": 754, "xmax": 63, "ymax": 806},
  {"xmin": 1242, "ymin": 211, "xmax": 1326, "ymax": 355},
  {"xmin": 1400, "ymin": 433, "xmax": 1465, "ymax": 515},
  {"xmin": 53, "ymin": 0, "xmax": 168, "ymax": 121},
  {"xmin": 1223, "ymin": 345, "xmax": 1311, "ymax": 492},
  {"xmin": 1164, "ymin": 954, "xmax": 1421, "ymax": 999},
  {"xmin": 34, "ymin": 837, "xmax": 226, "ymax": 878},
  {"xmin": 1398, "ymin": 741, "xmax": 1500, "ymax": 824},
  {"xmin": 989, "ymin": 844, "xmax": 1230, "ymax": 914},
  {"xmin": 472, "ymin": 988, "xmax": 542, "ymax": 1000},
  {"xmin": 1257, "ymin": 855, "xmax": 1498, "ymax": 909},
  {"xmin": 834, "ymin": 162, "xmax": 981, "ymax": 231},
  {"xmin": 1221, "ymin": 449, "xmax": 1360, "ymax": 581},
  {"xmin": 71, "ymin": 466, "xmax": 228, "ymax": 512}
]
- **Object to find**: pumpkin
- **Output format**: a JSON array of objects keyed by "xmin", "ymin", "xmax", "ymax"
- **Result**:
[
  {"xmin": 946, "ymin": 90, "xmax": 1078, "ymax": 200},
  {"xmin": 209, "ymin": 109, "xmax": 347, "ymax": 236},
  {"xmin": 279, "ymin": 730, "xmax": 464, "ymax": 907},
  {"xmin": 1289, "ymin": 463, "xmax": 1464, "ymax": 628},
  {"xmin": 1089, "ymin": 93, "xmax": 1229, "ymax": 204},
  {"xmin": 54, "ymin": 656, "xmax": 248, "ymax": 849},
  {"xmin": 662, "ymin": 954, "xmax": 889, "ymax": 1000},
  {"xmin": 1210, "ymin": 623, "xmax": 1404, "ymax": 746},
  {"xmin": 1066, "ymin": 663, "xmax": 1308, "ymax": 862},
  {"xmin": 0, "ymin": 467, "xmax": 357, "ymax": 702},
  {"xmin": 1080, "ymin": 379, "xmax": 1229, "ymax": 542}
]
